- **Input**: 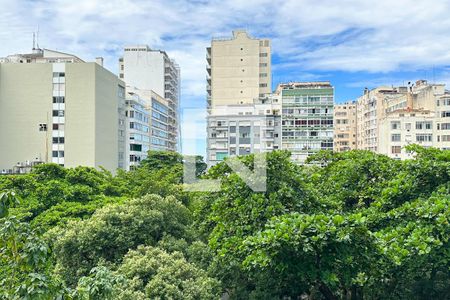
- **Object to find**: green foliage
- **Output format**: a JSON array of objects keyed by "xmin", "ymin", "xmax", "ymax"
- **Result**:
[
  {"xmin": 1, "ymin": 148, "xmax": 449, "ymax": 299},
  {"xmin": 196, "ymin": 148, "xmax": 450, "ymax": 299},
  {"xmin": 51, "ymin": 194, "xmax": 191, "ymax": 285},
  {"xmin": 116, "ymin": 245, "xmax": 221, "ymax": 299},
  {"xmin": 0, "ymin": 217, "xmax": 66, "ymax": 299},
  {"xmin": 0, "ymin": 190, "xmax": 20, "ymax": 218}
]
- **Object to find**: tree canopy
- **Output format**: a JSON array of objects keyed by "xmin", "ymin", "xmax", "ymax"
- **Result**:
[{"xmin": 0, "ymin": 147, "xmax": 448, "ymax": 299}]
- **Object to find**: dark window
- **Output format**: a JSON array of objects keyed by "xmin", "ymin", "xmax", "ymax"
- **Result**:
[
  {"xmin": 52, "ymin": 137, "xmax": 65, "ymax": 144},
  {"xmin": 53, "ymin": 96, "xmax": 65, "ymax": 103}
]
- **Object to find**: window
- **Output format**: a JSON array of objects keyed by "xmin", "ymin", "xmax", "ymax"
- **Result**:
[
  {"xmin": 38, "ymin": 124, "xmax": 47, "ymax": 131},
  {"xmin": 392, "ymin": 146, "xmax": 401, "ymax": 154},
  {"xmin": 259, "ymin": 83, "xmax": 267, "ymax": 87},
  {"xmin": 53, "ymin": 96, "xmax": 65, "ymax": 103},
  {"xmin": 260, "ymin": 63, "xmax": 267, "ymax": 67},
  {"xmin": 52, "ymin": 137, "xmax": 65, "ymax": 144},
  {"xmin": 391, "ymin": 134, "xmax": 401, "ymax": 142},
  {"xmin": 416, "ymin": 134, "xmax": 432, "ymax": 142},
  {"xmin": 441, "ymin": 135, "xmax": 450, "ymax": 142},
  {"xmin": 442, "ymin": 111, "xmax": 450, "ymax": 118},
  {"xmin": 130, "ymin": 144, "xmax": 143, "ymax": 152},
  {"xmin": 259, "ymin": 73, "xmax": 268, "ymax": 78},
  {"xmin": 52, "ymin": 110, "xmax": 65, "ymax": 117},
  {"xmin": 53, "ymin": 72, "xmax": 65, "ymax": 77},
  {"xmin": 259, "ymin": 53, "xmax": 268, "ymax": 57},
  {"xmin": 416, "ymin": 121, "xmax": 432, "ymax": 130},
  {"xmin": 216, "ymin": 152, "xmax": 228, "ymax": 161},
  {"xmin": 442, "ymin": 98, "xmax": 450, "ymax": 106},
  {"xmin": 52, "ymin": 151, "xmax": 64, "ymax": 158},
  {"xmin": 391, "ymin": 121, "xmax": 400, "ymax": 130},
  {"xmin": 405, "ymin": 123, "xmax": 411, "ymax": 130},
  {"xmin": 440, "ymin": 123, "xmax": 450, "ymax": 130}
]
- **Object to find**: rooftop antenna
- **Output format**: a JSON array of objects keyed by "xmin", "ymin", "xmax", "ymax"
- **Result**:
[
  {"xmin": 36, "ymin": 25, "xmax": 40, "ymax": 49},
  {"xmin": 32, "ymin": 32, "xmax": 36, "ymax": 50}
]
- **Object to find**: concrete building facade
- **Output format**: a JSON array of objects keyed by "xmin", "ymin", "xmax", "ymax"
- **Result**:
[
  {"xmin": 119, "ymin": 45, "xmax": 179, "ymax": 152},
  {"xmin": 0, "ymin": 48, "xmax": 125, "ymax": 173},
  {"xmin": 333, "ymin": 102, "xmax": 357, "ymax": 152},
  {"xmin": 207, "ymin": 96, "xmax": 281, "ymax": 165},
  {"xmin": 124, "ymin": 87, "xmax": 173, "ymax": 170},
  {"xmin": 339, "ymin": 80, "xmax": 450, "ymax": 159},
  {"xmin": 207, "ymin": 30, "xmax": 271, "ymax": 109},
  {"xmin": 277, "ymin": 82, "xmax": 334, "ymax": 162}
]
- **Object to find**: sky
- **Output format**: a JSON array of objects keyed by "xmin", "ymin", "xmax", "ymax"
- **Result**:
[{"xmin": 1, "ymin": 0, "xmax": 450, "ymax": 156}]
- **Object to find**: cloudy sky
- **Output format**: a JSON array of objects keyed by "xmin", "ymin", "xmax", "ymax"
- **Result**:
[{"xmin": 2, "ymin": 0, "xmax": 450, "ymax": 155}]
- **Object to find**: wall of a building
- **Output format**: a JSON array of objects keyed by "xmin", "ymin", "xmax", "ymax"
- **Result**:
[
  {"xmin": 209, "ymin": 31, "xmax": 271, "ymax": 107},
  {"xmin": 123, "ymin": 49, "xmax": 165, "ymax": 96},
  {"xmin": 0, "ymin": 62, "xmax": 123, "ymax": 173},
  {"xmin": 0, "ymin": 63, "xmax": 53, "ymax": 170}
]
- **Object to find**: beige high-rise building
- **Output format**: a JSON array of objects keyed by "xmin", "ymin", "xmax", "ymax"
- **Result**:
[
  {"xmin": 206, "ymin": 30, "xmax": 271, "ymax": 109},
  {"xmin": 334, "ymin": 102, "xmax": 357, "ymax": 152},
  {"xmin": 0, "ymin": 48, "xmax": 126, "ymax": 173}
]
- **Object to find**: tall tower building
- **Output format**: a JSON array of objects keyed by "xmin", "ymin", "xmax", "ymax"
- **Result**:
[
  {"xmin": 0, "ymin": 48, "xmax": 126, "ymax": 173},
  {"xmin": 207, "ymin": 30, "xmax": 271, "ymax": 109},
  {"xmin": 119, "ymin": 46, "xmax": 180, "ymax": 152},
  {"xmin": 206, "ymin": 30, "xmax": 272, "ymax": 166}
]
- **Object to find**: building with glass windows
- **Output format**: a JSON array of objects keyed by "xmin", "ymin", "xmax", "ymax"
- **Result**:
[
  {"xmin": 0, "ymin": 48, "xmax": 126, "ymax": 173},
  {"xmin": 119, "ymin": 45, "xmax": 179, "ymax": 152},
  {"xmin": 277, "ymin": 82, "xmax": 334, "ymax": 162},
  {"xmin": 124, "ymin": 87, "xmax": 172, "ymax": 170},
  {"xmin": 207, "ymin": 96, "xmax": 281, "ymax": 166}
]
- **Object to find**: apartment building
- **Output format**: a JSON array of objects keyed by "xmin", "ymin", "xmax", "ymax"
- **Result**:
[
  {"xmin": 124, "ymin": 87, "xmax": 173, "ymax": 170},
  {"xmin": 206, "ymin": 30, "xmax": 273, "ymax": 166},
  {"xmin": 207, "ymin": 30, "xmax": 271, "ymax": 109},
  {"xmin": 0, "ymin": 48, "xmax": 125, "ymax": 173},
  {"xmin": 207, "ymin": 96, "xmax": 281, "ymax": 165},
  {"xmin": 338, "ymin": 80, "xmax": 450, "ymax": 159},
  {"xmin": 277, "ymin": 82, "xmax": 334, "ymax": 162},
  {"xmin": 377, "ymin": 80, "xmax": 449, "ymax": 159},
  {"xmin": 119, "ymin": 45, "xmax": 179, "ymax": 151},
  {"xmin": 334, "ymin": 102, "xmax": 357, "ymax": 152},
  {"xmin": 355, "ymin": 86, "xmax": 401, "ymax": 152}
]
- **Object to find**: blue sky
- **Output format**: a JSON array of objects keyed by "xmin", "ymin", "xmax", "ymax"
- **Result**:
[{"xmin": 1, "ymin": 0, "xmax": 450, "ymax": 156}]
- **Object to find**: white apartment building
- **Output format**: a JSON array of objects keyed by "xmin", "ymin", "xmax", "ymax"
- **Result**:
[
  {"xmin": 0, "ymin": 48, "xmax": 125, "ymax": 173},
  {"xmin": 119, "ymin": 46, "xmax": 179, "ymax": 152},
  {"xmin": 207, "ymin": 30, "xmax": 271, "ymax": 109},
  {"xmin": 207, "ymin": 96, "xmax": 281, "ymax": 165},
  {"xmin": 378, "ymin": 80, "xmax": 450, "ymax": 159},
  {"xmin": 124, "ymin": 87, "xmax": 173, "ymax": 170}
]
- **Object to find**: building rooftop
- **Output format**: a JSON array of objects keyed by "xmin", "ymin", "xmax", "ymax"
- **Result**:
[{"xmin": 0, "ymin": 48, "xmax": 84, "ymax": 63}]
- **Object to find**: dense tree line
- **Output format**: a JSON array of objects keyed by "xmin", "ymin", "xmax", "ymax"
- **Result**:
[{"xmin": 0, "ymin": 147, "xmax": 448, "ymax": 299}]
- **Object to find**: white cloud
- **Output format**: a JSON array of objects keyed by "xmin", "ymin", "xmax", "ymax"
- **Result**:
[
  {"xmin": 1, "ymin": 0, "xmax": 450, "ymax": 156},
  {"xmin": 1, "ymin": 0, "xmax": 450, "ymax": 92}
]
